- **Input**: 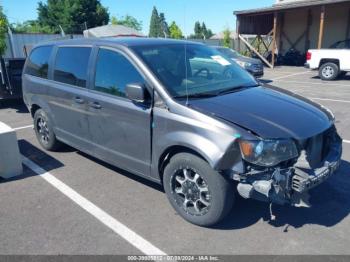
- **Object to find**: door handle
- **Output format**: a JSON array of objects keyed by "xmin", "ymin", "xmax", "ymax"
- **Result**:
[
  {"xmin": 74, "ymin": 97, "xmax": 84, "ymax": 104},
  {"xmin": 89, "ymin": 102, "xmax": 102, "ymax": 109}
]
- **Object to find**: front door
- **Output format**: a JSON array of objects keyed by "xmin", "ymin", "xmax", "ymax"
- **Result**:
[{"xmin": 86, "ymin": 47, "xmax": 152, "ymax": 177}]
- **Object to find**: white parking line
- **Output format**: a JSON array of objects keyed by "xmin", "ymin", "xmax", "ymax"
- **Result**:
[
  {"xmin": 22, "ymin": 156, "xmax": 166, "ymax": 256},
  {"xmin": 274, "ymin": 79, "xmax": 350, "ymax": 87},
  {"xmin": 271, "ymin": 71, "xmax": 313, "ymax": 80},
  {"xmin": 13, "ymin": 125, "xmax": 34, "ymax": 131},
  {"xmin": 310, "ymin": 97, "xmax": 350, "ymax": 104},
  {"xmin": 344, "ymin": 140, "xmax": 350, "ymax": 144}
]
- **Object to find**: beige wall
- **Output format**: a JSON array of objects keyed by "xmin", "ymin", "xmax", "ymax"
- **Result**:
[{"xmin": 276, "ymin": 2, "xmax": 350, "ymax": 54}]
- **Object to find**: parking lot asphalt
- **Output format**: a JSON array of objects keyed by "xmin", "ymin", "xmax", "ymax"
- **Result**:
[{"xmin": 0, "ymin": 66, "xmax": 350, "ymax": 255}]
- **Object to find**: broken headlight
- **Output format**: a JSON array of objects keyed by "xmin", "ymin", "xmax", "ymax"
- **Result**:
[{"xmin": 239, "ymin": 139, "xmax": 298, "ymax": 167}]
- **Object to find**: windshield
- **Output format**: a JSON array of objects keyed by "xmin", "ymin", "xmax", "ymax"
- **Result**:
[
  {"xmin": 132, "ymin": 43, "xmax": 257, "ymax": 98},
  {"xmin": 330, "ymin": 40, "xmax": 350, "ymax": 49}
]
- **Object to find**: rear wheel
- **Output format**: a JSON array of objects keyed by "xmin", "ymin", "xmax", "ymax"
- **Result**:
[
  {"xmin": 163, "ymin": 153, "xmax": 234, "ymax": 226},
  {"xmin": 319, "ymin": 62, "xmax": 339, "ymax": 81},
  {"xmin": 34, "ymin": 109, "xmax": 61, "ymax": 151}
]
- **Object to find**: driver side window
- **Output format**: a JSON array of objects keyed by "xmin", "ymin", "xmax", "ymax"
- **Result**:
[{"xmin": 94, "ymin": 48, "xmax": 145, "ymax": 98}]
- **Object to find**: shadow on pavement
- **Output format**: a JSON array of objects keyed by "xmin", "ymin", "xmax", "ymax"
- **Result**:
[
  {"xmin": 0, "ymin": 99, "xmax": 28, "ymax": 114},
  {"xmin": 0, "ymin": 139, "xmax": 65, "ymax": 183},
  {"xmin": 215, "ymin": 159, "xmax": 350, "ymax": 231},
  {"xmin": 77, "ymin": 151, "xmax": 164, "ymax": 193},
  {"xmin": 2, "ymin": 138, "xmax": 349, "ymax": 232},
  {"xmin": 312, "ymin": 75, "xmax": 350, "ymax": 81}
]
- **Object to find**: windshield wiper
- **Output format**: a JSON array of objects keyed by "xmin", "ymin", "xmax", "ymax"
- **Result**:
[
  {"xmin": 215, "ymin": 84, "xmax": 259, "ymax": 96},
  {"xmin": 174, "ymin": 92, "xmax": 218, "ymax": 99}
]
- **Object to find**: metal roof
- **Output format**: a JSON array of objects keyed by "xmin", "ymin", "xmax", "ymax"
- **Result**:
[
  {"xmin": 83, "ymin": 24, "xmax": 144, "ymax": 38},
  {"xmin": 234, "ymin": 0, "xmax": 350, "ymax": 16}
]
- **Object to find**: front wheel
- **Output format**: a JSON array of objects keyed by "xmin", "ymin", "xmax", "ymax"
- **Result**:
[
  {"xmin": 163, "ymin": 153, "xmax": 234, "ymax": 227},
  {"xmin": 319, "ymin": 62, "xmax": 339, "ymax": 81}
]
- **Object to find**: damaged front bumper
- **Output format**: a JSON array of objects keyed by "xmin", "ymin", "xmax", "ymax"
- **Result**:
[{"xmin": 235, "ymin": 130, "xmax": 342, "ymax": 207}]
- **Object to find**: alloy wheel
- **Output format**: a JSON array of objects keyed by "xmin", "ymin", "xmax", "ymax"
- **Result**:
[
  {"xmin": 171, "ymin": 167, "xmax": 211, "ymax": 216},
  {"xmin": 37, "ymin": 117, "xmax": 50, "ymax": 145}
]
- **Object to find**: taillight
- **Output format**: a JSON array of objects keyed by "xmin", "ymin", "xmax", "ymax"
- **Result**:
[{"xmin": 306, "ymin": 52, "xmax": 312, "ymax": 61}]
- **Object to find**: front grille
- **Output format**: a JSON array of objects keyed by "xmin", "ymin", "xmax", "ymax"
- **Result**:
[{"xmin": 297, "ymin": 126, "xmax": 335, "ymax": 169}]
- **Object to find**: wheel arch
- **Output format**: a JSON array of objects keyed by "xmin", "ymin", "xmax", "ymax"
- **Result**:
[
  {"xmin": 319, "ymin": 58, "xmax": 340, "ymax": 68},
  {"xmin": 158, "ymin": 145, "xmax": 212, "ymax": 184},
  {"xmin": 30, "ymin": 104, "xmax": 41, "ymax": 118}
]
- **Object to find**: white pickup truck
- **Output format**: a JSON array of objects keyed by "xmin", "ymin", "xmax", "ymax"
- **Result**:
[{"xmin": 305, "ymin": 39, "xmax": 350, "ymax": 80}]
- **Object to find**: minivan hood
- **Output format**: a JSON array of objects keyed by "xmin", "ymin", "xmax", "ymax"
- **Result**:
[{"xmin": 186, "ymin": 86, "xmax": 332, "ymax": 139}]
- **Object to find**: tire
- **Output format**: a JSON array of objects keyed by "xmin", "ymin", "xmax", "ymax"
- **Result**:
[
  {"xmin": 319, "ymin": 62, "xmax": 339, "ymax": 81},
  {"xmin": 34, "ymin": 109, "xmax": 61, "ymax": 151},
  {"xmin": 163, "ymin": 153, "xmax": 234, "ymax": 227}
]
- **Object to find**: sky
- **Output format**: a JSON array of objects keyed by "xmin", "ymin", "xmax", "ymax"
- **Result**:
[{"xmin": 1, "ymin": 0, "xmax": 273, "ymax": 36}]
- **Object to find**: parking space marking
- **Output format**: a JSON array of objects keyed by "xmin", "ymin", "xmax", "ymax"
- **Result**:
[
  {"xmin": 273, "ymin": 79, "xmax": 350, "ymax": 87},
  {"xmin": 13, "ymin": 125, "xmax": 34, "ymax": 131},
  {"xmin": 271, "ymin": 71, "xmax": 313, "ymax": 80},
  {"xmin": 22, "ymin": 156, "xmax": 167, "ymax": 256},
  {"xmin": 310, "ymin": 97, "xmax": 350, "ymax": 104},
  {"xmin": 344, "ymin": 140, "xmax": 350, "ymax": 144}
]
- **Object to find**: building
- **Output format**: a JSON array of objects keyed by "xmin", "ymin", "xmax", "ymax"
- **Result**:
[{"xmin": 234, "ymin": 0, "xmax": 350, "ymax": 67}]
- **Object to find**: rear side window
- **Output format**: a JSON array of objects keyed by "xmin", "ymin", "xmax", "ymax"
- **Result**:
[
  {"xmin": 93, "ymin": 49, "xmax": 145, "ymax": 98},
  {"xmin": 25, "ymin": 46, "xmax": 53, "ymax": 79},
  {"xmin": 54, "ymin": 47, "xmax": 91, "ymax": 88}
]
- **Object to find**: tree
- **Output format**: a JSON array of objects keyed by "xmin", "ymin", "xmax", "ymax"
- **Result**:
[
  {"xmin": 201, "ymin": 22, "xmax": 207, "ymax": 39},
  {"xmin": 194, "ymin": 21, "xmax": 201, "ymax": 38},
  {"xmin": 37, "ymin": 0, "xmax": 109, "ymax": 34},
  {"xmin": 169, "ymin": 21, "xmax": 183, "ymax": 39},
  {"xmin": 11, "ymin": 20, "xmax": 54, "ymax": 34},
  {"xmin": 159, "ymin": 13, "xmax": 169, "ymax": 38},
  {"xmin": 191, "ymin": 21, "xmax": 213, "ymax": 39},
  {"xmin": 223, "ymin": 28, "xmax": 231, "ymax": 48},
  {"xmin": 110, "ymin": 15, "xmax": 142, "ymax": 31},
  {"xmin": 0, "ymin": 5, "xmax": 8, "ymax": 56},
  {"xmin": 148, "ymin": 6, "xmax": 162, "ymax": 37}
]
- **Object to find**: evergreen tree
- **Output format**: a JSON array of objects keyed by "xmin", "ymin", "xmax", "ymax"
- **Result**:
[
  {"xmin": 159, "ymin": 13, "xmax": 169, "ymax": 38},
  {"xmin": 201, "ymin": 22, "xmax": 207, "ymax": 39},
  {"xmin": 149, "ymin": 6, "xmax": 161, "ymax": 37},
  {"xmin": 194, "ymin": 21, "xmax": 201, "ymax": 39},
  {"xmin": 37, "ymin": 0, "xmax": 109, "ymax": 34}
]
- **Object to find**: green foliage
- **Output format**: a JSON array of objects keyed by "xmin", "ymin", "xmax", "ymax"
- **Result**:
[
  {"xmin": 223, "ymin": 28, "xmax": 231, "ymax": 48},
  {"xmin": 110, "ymin": 15, "xmax": 142, "ymax": 31},
  {"xmin": 0, "ymin": 5, "xmax": 8, "ymax": 56},
  {"xmin": 11, "ymin": 20, "xmax": 54, "ymax": 33},
  {"xmin": 194, "ymin": 21, "xmax": 201, "ymax": 37},
  {"xmin": 37, "ymin": 0, "xmax": 110, "ymax": 34},
  {"xmin": 159, "ymin": 13, "xmax": 169, "ymax": 38},
  {"xmin": 148, "ymin": 7, "xmax": 170, "ymax": 38},
  {"xmin": 169, "ymin": 21, "xmax": 183, "ymax": 39},
  {"xmin": 191, "ymin": 21, "xmax": 213, "ymax": 39},
  {"xmin": 149, "ymin": 6, "xmax": 162, "ymax": 37}
]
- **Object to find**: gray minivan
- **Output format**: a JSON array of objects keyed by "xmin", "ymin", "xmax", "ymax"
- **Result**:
[{"xmin": 22, "ymin": 38, "xmax": 342, "ymax": 226}]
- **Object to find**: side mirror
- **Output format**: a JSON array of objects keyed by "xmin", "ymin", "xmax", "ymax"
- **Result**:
[{"xmin": 125, "ymin": 83, "xmax": 148, "ymax": 103}]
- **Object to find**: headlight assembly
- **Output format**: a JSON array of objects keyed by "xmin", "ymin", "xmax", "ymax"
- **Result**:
[{"xmin": 238, "ymin": 139, "xmax": 298, "ymax": 167}]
